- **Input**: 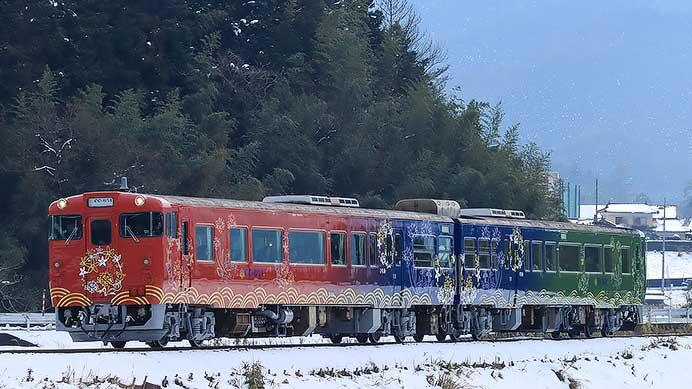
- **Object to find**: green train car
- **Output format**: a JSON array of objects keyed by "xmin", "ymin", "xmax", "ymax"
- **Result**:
[{"xmin": 454, "ymin": 213, "xmax": 646, "ymax": 338}]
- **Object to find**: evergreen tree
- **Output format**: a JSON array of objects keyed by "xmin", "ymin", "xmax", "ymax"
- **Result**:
[{"xmin": 0, "ymin": 0, "xmax": 565, "ymax": 309}]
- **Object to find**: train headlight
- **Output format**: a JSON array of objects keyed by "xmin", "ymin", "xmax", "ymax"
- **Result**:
[
  {"xmin": 134, "ymin": 195, "xmax": 146, "ymax": 207},
  {"xmin": 54, "ymin": 261, "xmax": 60, "ymax": 268},
  {"xmin": 57, "ymin": 198, "xmax": 68, "ymax": 209},
  {"xmin": 143, "ymin": 258, "xmax": 150, "ymax": 265}
]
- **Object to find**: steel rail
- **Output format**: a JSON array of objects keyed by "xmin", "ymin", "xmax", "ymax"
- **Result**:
[{"xmin": 1, "ymin": 331, "xmax": 690, "ymax": 355}]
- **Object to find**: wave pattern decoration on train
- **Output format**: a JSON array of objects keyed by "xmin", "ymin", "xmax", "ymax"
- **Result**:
[
  {"xmin": 50, "ymin": 288, "xmax": 93, "ymax": 307},
  {"xmin": 160, "ymin": 286, "xmax": 434, "ymax": 309},
  {"xmin": 470, "ymin": 288, "xmax": 642, "ymax": 309},
  {"xmin": 51, "ymin": 283, "xmax": 640, "ymax": 309}
]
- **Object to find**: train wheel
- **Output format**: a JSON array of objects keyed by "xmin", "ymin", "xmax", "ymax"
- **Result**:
[
  {"xmin": 568, "ymin": 329, "xmax": 579, "ymax": 339},
  {"xmin": 448, "ymin": 332, "xmax": 460, "ymax": 342},
  {"xmin": 413, "ymin": 334, "xmax": 424, "ymax": 343},
  {"xmin": 356, "ymin": 334, "xmax": 369, "ymax": 344},
  {"xmin": 550, "ymin": 331, "xmax": 561, "ymax": 340},
  {"xmin": 329, "ymin": 335, "xmax": 343, "ymax": 344},
  {"xmin": 110, "ymin": 341, "xmax": 127, "ymax": 349},
  {"xmin": 189, "ymin": 338, "xmax": 204, "ymax": 348},
  {"xmin": 393, "ymin": 333, "xmax": 406, "ymax": 343},
  {"xmin": 584, "ymin": 325, "xmax": 593, "ymax": 339},
  {"xmin": 435, "ymin": 333, "xmax": 447, "ymax": 342},
  {"xmin": 471, "ymin": 328, "xmax": 484, "ymax": 341},
  {"xmin": 368, "ymin": 333, "xmax": 381, "ymax": 344},
  {"xmin": 147, "ymin": 337, "xmax": 169, "ymax": 349}
]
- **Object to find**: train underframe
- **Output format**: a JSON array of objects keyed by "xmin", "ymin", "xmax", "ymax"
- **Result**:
[{"xmin": 56, "ymin": 302, "xmax": 642, "ymax": 348}]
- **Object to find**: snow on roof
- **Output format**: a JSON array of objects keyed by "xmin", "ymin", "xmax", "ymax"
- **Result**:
[
  {"xmin": 654, "ymin": 205, "xmax": 678, "ymax": 220},
  {"xmin": 601, "ymin": 203, "xmax": 658, "ymax": 214},
  {"xmin": 654, "ymin": 218, "xmax": 691, "ymax": 233}
]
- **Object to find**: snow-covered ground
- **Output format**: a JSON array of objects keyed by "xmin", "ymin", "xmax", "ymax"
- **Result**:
[
  {"xmin": 0, "ymin": 327, "xmax": 367, "ymax": 350},
  {"xmin": 0, "ymin": 330, "xmax": 691, "ymax": 388},
  {"xmin": 646, "ymin": 250, "xmax": 692, "ymax": 280}
]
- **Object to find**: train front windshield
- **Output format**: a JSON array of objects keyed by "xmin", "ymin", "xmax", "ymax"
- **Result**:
[
  {"xmin": 49, "ymin": 215, "xmax": 83, "ymax": 241},
  {"xmin": 119, "ymin": 212, "xmax": 164, "ymax": 238}
]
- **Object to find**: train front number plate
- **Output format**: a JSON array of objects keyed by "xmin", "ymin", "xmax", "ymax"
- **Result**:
[{"xmin": 88, "ymin": 197, "xmax": 114, "ymax": 208}]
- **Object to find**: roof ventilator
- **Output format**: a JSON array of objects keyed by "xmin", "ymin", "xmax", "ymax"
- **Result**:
[
  {"xmin": 459, "ymin": 208, "xmax": 526, "ymax": 219},
  {"xmin": 262, "ymin": 195, "xmax": 360, "ymax": 208},
  {"xmin": 394, "ymin": 199, "xmax": 461, "ymax": 217}
]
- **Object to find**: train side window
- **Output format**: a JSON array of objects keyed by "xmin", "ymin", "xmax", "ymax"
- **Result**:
[
  {"xmin": 531, "ymin": 241, "xmax": 543, "ymax": 271},
  {"xmin": 545, "ymin": 242, "xmax": 556, "ymax": 272},
  {"xmin": 171, "ymin": 212, "xmax": 178, "ymax": 238},
  {"xmin": 621, "ymin": 246, "xmax": 631, "ymax": 274},
  {"xmin": 604, "ymin": 245, "xmax": 614, "ymax": 273},
  {"xmin": 182, "ymin": 222, "xmax": 189, "ymax": 255},
  {"xmin": 478, "ymin": 239, "xmax": 490, "ymax": 269},
  {"xmin": 523, "ymin": 242, "xmax": 530, "ymax": 270},
  {"xmin": 439, "ymin": 237, "xmax": 453, "ymax": 268},
  {"xmin": 351, "ymin": 233, "xmax": 366, "ymax": 266},
  {"xmin": 230, "ymin": 227, "xmax": 248, "ymax": 262},
  {"xmin": 464, "ymin": 238, "xmax": 476, "ymax": 268},
  {"xmin": 165, "ymin": 213, "xmax": 171, "ymax": 237},
  {"xmin": 289, "ymin": 231, "xmax": 325, "ymax": 264},
  {"xmin": 369, "ymin": 233, "xmax": 377, "ymax": 267},
  {"xmin": 558, "ymin": 243, "xmax": 580, "ymax": 272},
  {"xmin": 331, "ymin": 232, "xmax": 346, "ymax": 265},
  {"xmin": 91, "ymin": 219, "xmax": 111, "ymax": 246},
  {"xmin": 584, "ymin": 245, "xmax": 602, "ymax": 273},
  {"xmin": 384, "ymin": 234, "xmax": 393, "ymax": 264},
  {"xmin": 195, "ymin": 225, "xmax": 214, "ymax": 261},
  {"xmin": 413, "ymin": 235, "xmax": 435, "ymax": 268},
  {"xmin": 252, "ymin": 229, "xmax": 283, "ymax": 263}
]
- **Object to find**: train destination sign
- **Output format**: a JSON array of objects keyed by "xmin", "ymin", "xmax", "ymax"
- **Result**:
[{"xmin": 87, "ymin": 197, "xmax": 114, "ymax": 208}]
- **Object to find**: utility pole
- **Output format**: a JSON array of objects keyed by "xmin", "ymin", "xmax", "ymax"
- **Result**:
[
  {"xmin": 594, "ymin": 178, "xmax": 599, "ymax": 223},
  {"xmin": 661, "ymin": 197, "xmax": 666, "ymax": 292}
]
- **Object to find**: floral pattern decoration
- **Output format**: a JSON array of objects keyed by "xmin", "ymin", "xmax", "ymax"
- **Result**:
[
  {"xmin": 377, "ymin": 221, "xmax": 394, "ymax": 269},
  {"xmin": 80, "ymin": 247, "xmax": 125, "ymax": 296}
]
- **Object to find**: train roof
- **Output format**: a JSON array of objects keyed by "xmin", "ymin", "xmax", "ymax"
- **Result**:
[
  {"xmin": 154, "ymin": 194, "xmax": 452, "ymax": 222},
  {"xmin": 156, "ymin": 195, "xmax": 640, "ymax": 235},
  {"xmin": 455, "ymin": 215, "xmax": 641, "ymax": 236},
  {"xmin": 59, "ymin": 192, "xmax": 641, "ymax": 236}
]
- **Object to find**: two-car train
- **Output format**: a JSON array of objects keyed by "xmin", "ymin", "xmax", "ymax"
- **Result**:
[{"xmin": 48, "ymin": 191, "xmax": 645, "ymax": 348}]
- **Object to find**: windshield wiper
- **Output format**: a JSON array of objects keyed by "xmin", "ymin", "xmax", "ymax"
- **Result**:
[
  {"xmin": 125, "ymin": 224, "xmax": 140, "ymax": 243},
  {"xmin": 65, "ymin": 225, "xmax": 78, "ymax": 245}
]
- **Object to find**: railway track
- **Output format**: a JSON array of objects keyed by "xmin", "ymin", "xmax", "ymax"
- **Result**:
[{"xmin": 1, "ymin": 330, "xmax": 690, "ymax": 355}]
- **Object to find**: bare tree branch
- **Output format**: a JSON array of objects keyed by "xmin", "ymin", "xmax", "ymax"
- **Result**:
[{"xmin": 376, "ymin": 0, "xmax": 449, "ymax": 82}]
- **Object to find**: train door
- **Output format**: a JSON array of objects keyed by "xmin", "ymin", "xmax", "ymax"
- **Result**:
[
  {"xmin": 180, "ymin": 217, "xmax": 191, "ymax": 289},
  {"xmin": 83, "ymin": 214, "xmax": 118, "ymax": 296},
  {"xmin": 438, "ymin": 231, "xmax": 455, "ymax": 291},
  {"xmin": 392, "ymin": 228, "xmax": 405, "ymax": 293},
  {"xmin": 453, "ymin": 220, "xmax": 464, "ymax": 298}
]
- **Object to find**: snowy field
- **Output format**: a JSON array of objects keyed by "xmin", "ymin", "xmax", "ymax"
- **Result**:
[{"xmin": 0, "ymin": 330, "xmax": 691, "ymax": 388}]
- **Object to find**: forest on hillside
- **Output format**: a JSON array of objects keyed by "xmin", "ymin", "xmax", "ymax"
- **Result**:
[{"xmin": 0, "ymin": 0, "xmax": 562, "ymax": 310}]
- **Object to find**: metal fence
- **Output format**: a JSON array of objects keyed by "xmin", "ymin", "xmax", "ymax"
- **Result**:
[
  {"xmin": 0, "ymin": 312, "xmax": 54, "ymax": 329},
  {"xmin": 645, "ymin": 307, "xmax": 692, "ymax": 324}
]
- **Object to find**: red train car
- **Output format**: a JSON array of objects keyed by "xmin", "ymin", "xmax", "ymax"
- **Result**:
[{"xmin": 49, "ymin": 191, "xmax": 453, "ymax": 347}]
